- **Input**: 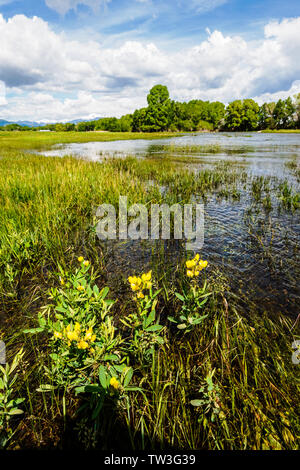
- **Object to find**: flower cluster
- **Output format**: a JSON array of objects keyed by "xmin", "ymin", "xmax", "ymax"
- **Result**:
[
  {"xmin": 186, "ymin": 254, "xmax": 208, "ymax": 278},
  {"xmin": 53, "ymin": 322, "xmax": 96, "ymax": 350},
  {"xmin": 128, "ymin": 271, "xmax": 152, "ymax": 299}
]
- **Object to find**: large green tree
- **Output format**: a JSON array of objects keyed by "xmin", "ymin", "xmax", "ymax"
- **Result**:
[
  {"xmin": 225, "ymin": 99, "xmax": 259, "ymax": 131},
  {"xmin": 142, "ymin": 85, "xmax": 171, "ymax": 132}
]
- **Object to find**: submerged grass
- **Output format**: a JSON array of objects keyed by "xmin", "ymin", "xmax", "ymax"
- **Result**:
[{"xmin": 0, "ymin": 134, "xmax": 299, "ymax": 450}]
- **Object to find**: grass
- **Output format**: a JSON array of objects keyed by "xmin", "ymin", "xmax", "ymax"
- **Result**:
[
  {"xmin": 0, "ymin": 132, "xmax": 299, "ymax": 450},
  {"xmin": 261, "ymin": 129, "xmax": 300, "ymax": 133},
  {"xmin": 0, "ymin": 130, "xmax": 182, "ymax": 152}
]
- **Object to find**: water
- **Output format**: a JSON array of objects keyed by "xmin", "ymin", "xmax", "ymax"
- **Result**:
[
  {"xmin": 39, "ymin": 132, "xmax": 300, "ymax": 317},
  {"xmin": 40, "ymin": 132, "xmax": 300, "ymax": 176}
]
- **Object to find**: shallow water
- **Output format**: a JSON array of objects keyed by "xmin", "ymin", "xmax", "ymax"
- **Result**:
[
  {"xmin": 40, "ymin": 132, "xmax": 300, "ymax": 317},
  {"xmin": 40, "ymin": 131, "xmax": 300, "ymax": 176}
]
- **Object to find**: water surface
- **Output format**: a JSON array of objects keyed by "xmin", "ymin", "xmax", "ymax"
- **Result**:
[{"xmin": 40, "ymin": 132, "xmax": 300, "ymax": 317}]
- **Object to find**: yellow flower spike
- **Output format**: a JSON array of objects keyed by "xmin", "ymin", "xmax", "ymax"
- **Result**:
[
  {"xmin": 194, "ymin": 254, "xmax": 200, "ymax": 262},
  {"xmin": 78, "ymin": 256, "xmax": 84, "ymax": 263},
  {"xmin": 83, "ymin": 260, "xmax": 90, "ymax": 267},
  {"xmin": 141, "ymin": 270, "xmax": 152, "ymax": 282},
  {"xmin": 187, "ymin": 270, "xmax": 194, "ymax": 278}
]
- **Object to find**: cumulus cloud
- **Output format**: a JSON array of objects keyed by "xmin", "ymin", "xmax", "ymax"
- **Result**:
[
  {"xmin": 0, "ymin": 80, "xmax": 6, "ymax": 106},
  {"xmin": 0, "ymin": 13, "xmax": 300, "ymax": 121}
]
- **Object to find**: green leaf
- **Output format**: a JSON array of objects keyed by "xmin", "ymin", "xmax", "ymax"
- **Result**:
[
  {"xmin": 190, "ymin": 399, "xmax": 204, "ymax": 407},
  {"xmin": 145, "ymin": 324, "xmax": 163, "ymax": 332},
  {"xmin": 175, "ymin": 292, "xmax": 185, "ymax": 302},
  {"xmin": 167, "ymin": 316, "xmax": 177, "ymax": 323},
  {"xmin": 23, "ymin": 327, "xmax": 44, "ymax": 334},
  {"xmin": 98, "ymin": 365, "xmax": 107, "ymax": 389},
  {"xmin": 145, "ymin": 309, "xmax": 155, "ymax": 328},
  {"xmin": 123, "ymin": 368, "xmax": 133, "ymax": 387},
  {"xmin": 100, "ymin": 286, "xmax": 109, "ymax": 299},
  {"xmin": 36, "ymin": 384, "xmax": 57, "ymax": 392},
  {"xmin": 92, "ymin": 395, "xmax": 105, "ymax": 420},
  {"xmin": 177, "ymin": 323, "xmax": 187, "ymax": 330},
  {"xmin": 103, "ymin": 354, "xmax": 119, "ymax": 362},
  {"xmin": 8, "ymin": 409, "xmax": 24, "ymax": 415},
  {"xmin": 125, "ymin": 386, "xmax": 143, "ymax": 392}
]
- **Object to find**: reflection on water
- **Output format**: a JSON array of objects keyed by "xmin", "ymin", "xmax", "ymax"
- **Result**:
[{"xmin": 40, "ymin": 132, "xmax": 300, "ymax": 317}]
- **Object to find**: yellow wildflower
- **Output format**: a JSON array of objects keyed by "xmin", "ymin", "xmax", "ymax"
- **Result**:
[
  {"xmin": 110, "ymin": 377, "xmax": 120, "ymax": 389},
  {"xmin": 78, "ymin": 256, "xmax": 84, "ymax": 263},
  {"xmin": 128, "ymin": 276, "xmax": 142, "ymax": 292},
  {"xmin": 77, "ymin": 340, "xmax": 89, "ymax": 349},
  {"xmin": 198, "ymin": 260, "xmax": 208, "ymax": 269},
  {"xmin": 83, "ymin": 260, "xmax": 90, "ymax": 267},
  {"xmin": 145, "ymin": 281, "xmax": 152, "ymax": 290},
  {"xmin": 85, "ymin": 327, "xmax": 96, "ymax": 343},
  {"xmin": 60, "ymin": 277, "xmax": 65, "ymax": 286},
  {"xmin": 141, "ymin": 270, "xmax": 152, "ymax": 282},
  {"xmin": 67, "ymin": 330, "xmax": 79, "ymax": 341},
  {"xmin": 186, "ymin": 256, "xmax": 208, "ymax": 278},
  {"xmin": 77, "ymin": 285, "xmax": 85, "ymax": 292},
  {"xmin": 186, "ymin": 260, "xmax": 196, "ymax": 269},
  {"xmin": 137, "ymin": 291, "xmax": 144, "ymax": 299},
  {"xmin": 74, "ymin": 322, "xmax": 81, "ymax": 332},
  {"xmin": 53, "ymin": 331, "xmax": 62, "ymax": 340}
]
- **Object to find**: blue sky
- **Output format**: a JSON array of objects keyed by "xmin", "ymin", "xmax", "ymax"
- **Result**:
[{"xmin": 0, "ymin": 0, "xmax": 300, "ymax": 121}]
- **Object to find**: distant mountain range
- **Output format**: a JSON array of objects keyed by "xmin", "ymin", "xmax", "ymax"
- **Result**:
[{"xmin": 0, "ymin": 117, "xmax": 104, "ymax": 127}]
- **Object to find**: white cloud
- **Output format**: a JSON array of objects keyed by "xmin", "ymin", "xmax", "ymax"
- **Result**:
[
  {"xmin": 45, "ymin": 0, "xmax": 111, "ymax": 16},
  {"xmin": 0, "ymin": 14, "xmax": 300, "ymax": 121},
  {"xmin": 0, "ymin": 80, "xmax": 6, "ymax": 106}
]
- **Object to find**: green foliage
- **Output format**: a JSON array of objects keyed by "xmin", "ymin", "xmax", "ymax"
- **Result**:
[
  {"xmin": 0, "ymin": 349, "xmax": 25, "ymax": 449},
  {"xmin": 190, "ymin": 369, "xmax": 222, "ymax": 422},
  {"xmin": 168, "ymin": 281, "xmax": 211, "ymax": 332},
  {"xmin": 225, "ymin": 99, "xmax": 260, "ymax": 131},
  {"xmin": 122, "ymin": 277, "xmax": 164, "ymax": 362}
]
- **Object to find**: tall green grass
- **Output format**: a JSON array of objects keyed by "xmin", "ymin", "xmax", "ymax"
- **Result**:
[{"xmin": 0, "ymin": 140, "xmax": 299, "ymax": 450}]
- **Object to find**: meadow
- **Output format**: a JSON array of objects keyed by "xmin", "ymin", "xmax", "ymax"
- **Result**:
[{"xmin": 0, "ymin": 131, "xmax": 299, "ymax": 450}]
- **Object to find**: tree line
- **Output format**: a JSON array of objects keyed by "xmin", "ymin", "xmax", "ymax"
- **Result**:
[{"xmin": 1, "ymin": 85, "xmax": 300, "ymax": 132}]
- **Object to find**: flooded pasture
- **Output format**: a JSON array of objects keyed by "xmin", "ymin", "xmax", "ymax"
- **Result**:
[{"xmin": 40, "ymin": 132, "xmax": 300, "ymax": 318}]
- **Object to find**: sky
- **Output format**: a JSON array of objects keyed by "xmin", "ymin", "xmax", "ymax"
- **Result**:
[{"xmin": 0, "ymin": 0, "xmax": 300, "ymax": 122}]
